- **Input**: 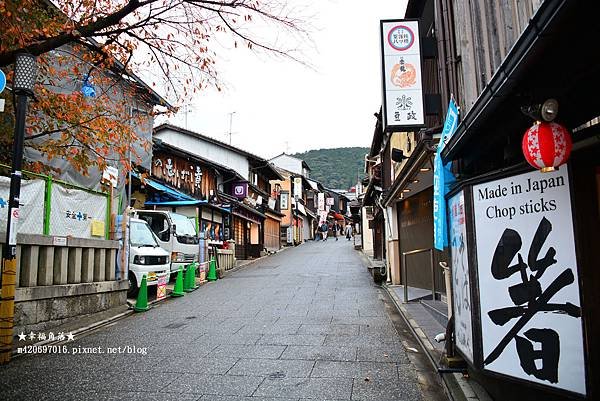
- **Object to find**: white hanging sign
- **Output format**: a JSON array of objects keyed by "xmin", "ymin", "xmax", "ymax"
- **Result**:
[{"xmin": 380, "ymin": 19, "xmax": 424, "ymax": 131}]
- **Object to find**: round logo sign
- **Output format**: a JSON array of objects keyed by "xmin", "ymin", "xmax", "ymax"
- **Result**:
[
  {"xmin": 0, "ymin": 70, "xmax": 6, "ymax": 94},
  {"xmin": 387, "ymin": 25, "xmax": 415, "ymax": 51}
]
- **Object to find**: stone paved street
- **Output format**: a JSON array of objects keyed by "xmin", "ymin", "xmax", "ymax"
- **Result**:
[{"xmin": 0, "ymin": 239, "xmax": 436, "ymax": 400}]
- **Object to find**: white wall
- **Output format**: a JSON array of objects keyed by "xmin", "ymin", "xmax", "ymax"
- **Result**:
[
  {"xmin": 155, "ymin": 129, "xmax": 250, "ymax": 180},
  {"xmin": 271, "ymin": 154, "xmax": 303, "ymax": 176},
  {"xmin": 361, "ymin": 208, "xmax": 374, "ymax": 256}
]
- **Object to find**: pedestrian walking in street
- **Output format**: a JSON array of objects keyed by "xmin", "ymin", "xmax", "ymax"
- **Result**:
[
  {"xmin": 320, "ymin": 221, "xmax": 329, "ymax": 241},
  {"xmin": 334, "ymin": 221, "xmax": 341, "ymax": 241},
  {"xmin": 345, "ymin": 223, "xmax": 353, "ymax": 241}
]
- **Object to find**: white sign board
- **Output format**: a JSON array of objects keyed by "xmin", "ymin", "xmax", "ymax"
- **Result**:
[
  {"xmin": 448, "ymin": 190, "xmax": 473, "ymax": 363},
  {"xmin": 293, "ymin": 177, "xmax": 302, "ymax": 199},
  {"xmin": 380, "ymin": 20, "xmax": 424, "ymax": 130},
  {"xmin": 317, "ymin": 193, "xmax": 325, "ymax": 211},
  {"xmin": 473, "ymin": 167, "xmax": 585, "ymax": 395},
  {"xmin": 280, "ymin": 192, "xmax": 289, "ymax": 210},
  {"xmin": 0, "ymin": 177, "xmax": 45, "ymax": 235},
  {"xmin": 326, "ymin": 197, "xmax": 334, "ymax": 206},
  {"xmin": 49, "ymin": 184, "xmax": 107, "ymax": 239}
]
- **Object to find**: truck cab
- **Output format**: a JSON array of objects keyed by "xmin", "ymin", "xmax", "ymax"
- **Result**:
[
  {"xmin": 128, "ymin": 218, "xmax": 170, "ymax": 297},
  {"xmin": 134, "ymin": 210, "xmax": 199, "ymax": 277}
]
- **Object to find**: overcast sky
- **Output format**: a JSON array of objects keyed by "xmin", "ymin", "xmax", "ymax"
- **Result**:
[{"xmin": 160, "ymin": 0, "xmax": 408, "ymax": 160}]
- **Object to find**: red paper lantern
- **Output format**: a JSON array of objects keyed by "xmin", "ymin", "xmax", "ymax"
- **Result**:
[{"xmin": 522, "ymin": 121, "xmax": 572, "ymax": 172}]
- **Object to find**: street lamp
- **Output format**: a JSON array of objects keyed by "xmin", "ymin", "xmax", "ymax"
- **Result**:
[{"xmin": 0, "ymin": 52, "xmax": 37, "ymax": 364}]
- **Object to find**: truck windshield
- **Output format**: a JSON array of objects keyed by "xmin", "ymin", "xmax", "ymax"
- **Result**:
[
  {"xmin": 130, "ymin": 221, "xmax": 158, "ymax": 247},
  {"xmin": 171, "ymin": 213, "xmax": 199, "ymax": 244},
  {"xmin": 171, "ymin": 213, "xmax": 197, "ymax": 236}
]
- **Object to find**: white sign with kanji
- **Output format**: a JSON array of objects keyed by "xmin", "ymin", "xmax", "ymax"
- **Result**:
[
  {"xmin": 473, "ymin": 167, "xmax": 585, "ymax": 395},
  {"xmin": 380, "ymin": 20, "xmax": 424, "ymax": 130}
]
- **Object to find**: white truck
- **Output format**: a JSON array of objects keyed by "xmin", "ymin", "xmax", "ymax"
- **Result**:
[
  {"xmin": 134, "ymin": 210, "xmax": 199, "ymax": 277},
  {"xmin": 127, "ymin": 218, "xmax": 170, "ymax": 297}
]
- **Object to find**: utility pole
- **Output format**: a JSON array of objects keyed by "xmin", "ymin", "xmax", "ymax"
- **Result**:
[
  {"xmin": 0, "ymin": 53, "xmax": 37, "ymax": 364},
  {"xmin": 184, "ymin": 104, "xmax": 191, "ymax": 130},
  {"xmin": 228, "ymin": 111, "xmax": 236, "ymax": 145}
]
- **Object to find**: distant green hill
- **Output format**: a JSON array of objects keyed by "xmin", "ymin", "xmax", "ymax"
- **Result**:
[{"xmin": 292, "ymin": 147, "xmax": 369, "ymax": 190}]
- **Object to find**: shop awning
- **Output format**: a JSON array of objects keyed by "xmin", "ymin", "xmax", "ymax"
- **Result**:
[
  {"xmin": 330, "ymin": 212, "xmax": 345, "ymax": 221},
  {"xmin": 232, "ymin": 201, "xmax": 266, "ymax": 225},
  {"xmin": 134, "ymin": 173, "xmax": 195, "ymax": 202},
  {"xmin": 145, "ymin": 199, "xmax": 202, "ymax": 206}
]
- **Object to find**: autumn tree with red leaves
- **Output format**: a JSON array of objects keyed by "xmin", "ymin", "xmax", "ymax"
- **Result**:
[{"xmin": 0, "ymin": 0, "xmax": 307, "ymax": 175}]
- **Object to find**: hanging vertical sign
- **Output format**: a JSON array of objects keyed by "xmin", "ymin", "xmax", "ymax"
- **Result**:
[
  {"xmin": 380, "ymin": 19, "xmax": 424, "ymax": 131},
  {"xmin": 472, "ymin": 166, "xmax": 585, "ymax": 395},
  {"xmin": 433, "ymin": 99, "xmax": 458, "ymax": 250},
  {"xmin": 317, "ymin": 193, "xmax": 325, "ymax": 211},
  {"xmin": 293, "ymin": 177, "xmax": 302, "ymax": 199}
]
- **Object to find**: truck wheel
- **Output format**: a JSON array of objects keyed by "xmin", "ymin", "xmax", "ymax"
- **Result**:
[{"xmin": 128, "ymin": 272, "xmax": 139, "ymax": 298}]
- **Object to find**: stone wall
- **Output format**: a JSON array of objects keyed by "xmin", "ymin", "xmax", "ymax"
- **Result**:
[
  {"xmin": 14, "ymin": 280, "xmax": 128, "ymax": 334},
  {"xmin": 1, "ymin": 233, "xmax": 127, "ymax": 334}
]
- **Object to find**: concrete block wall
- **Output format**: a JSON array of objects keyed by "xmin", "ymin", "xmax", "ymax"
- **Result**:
[
  {"xmin": 14, "ymin": 280, "xmax": 128, "ymax": 334},
  {"xmin": 0, "ymin": 233, "xmax": 119, "ymax": 288},
  {"xmin": 0, "ymin": 233, "xmax": 125, "ymax": 334}
]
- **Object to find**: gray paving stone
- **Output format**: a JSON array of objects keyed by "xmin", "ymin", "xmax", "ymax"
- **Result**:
[
  {"xmin": 258, "ymin": 334, "xmax": 326, "ymax": 346},
  {"xmin": 104, "ymin": 372, "xmax": 180, "ymax": 392},
  {"xmin": 311, "ymin": 361, "xmax": 398, "ymax": 380},
  {"xmin": 165, "ymin": 373, "xmax": 264, "ymax": 396},
  {"xmin": 75, "ymin": 391, "xmax": 203, "ymax": 401},
  {"xmin": 358, "ymin": 324, "xmax": 398, "ymax": 336},
  {"xmin": 0, "ymin": 240, "xmax": 425, "ymax": 401},
  {"xmin": 157, "ymin": 357, "xmax": 239, "ymax": 374},
  {"xmin": 324, "ymin": 334, "xmax": 401, "ymax": 347},
  {"xmin": 296, "ymin": 324, "xmax": 359, "ymax": 336},
  {"xmin": 210, "ymin": 344, "xmax": 286, "ymax": 359},
  {"xmin": 351, "ymin": 377, "xmax": 422, "ymax": 401},
  {"xmin": 331, "ymin": 316, "xmax": 391, "ymax": 325},
  {"xmin": 227, "ymin": 358, "xmax": 314, "ymax": 377},
  {"xmin": 208, "ymin": 333, "xmax": 263, "ymax": 345},
  {"xmin": 356, "ymin": 346, "xmax": 410, "ymax": 363},
  {"xmin": 199, "ymin": 397, "xmax": 298, "ymax": 401},
  {"xmin": 238, "ymin": 323, "xmax": 301, "ymax": 335},
  {"xmin": 276, "ymin": 316, "xmax": 334, "ymax": 325},
  {"xmin": 254, "ymin": 377, "xmax": 353, "ymax": 399},
  {"xmin": 280, "ymin": 345, "xmax": 357, "ymax": 362}
]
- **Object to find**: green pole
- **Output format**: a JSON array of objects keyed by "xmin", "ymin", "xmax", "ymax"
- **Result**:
[{"xmin": 43, "ymin": 175, "xmax": 52, "ymax": 235}]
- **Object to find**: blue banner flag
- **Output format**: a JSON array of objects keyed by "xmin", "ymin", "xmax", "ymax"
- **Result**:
[{"xmin": 433, "ymin": 99, "xmax": 459, "ymax": 250}]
